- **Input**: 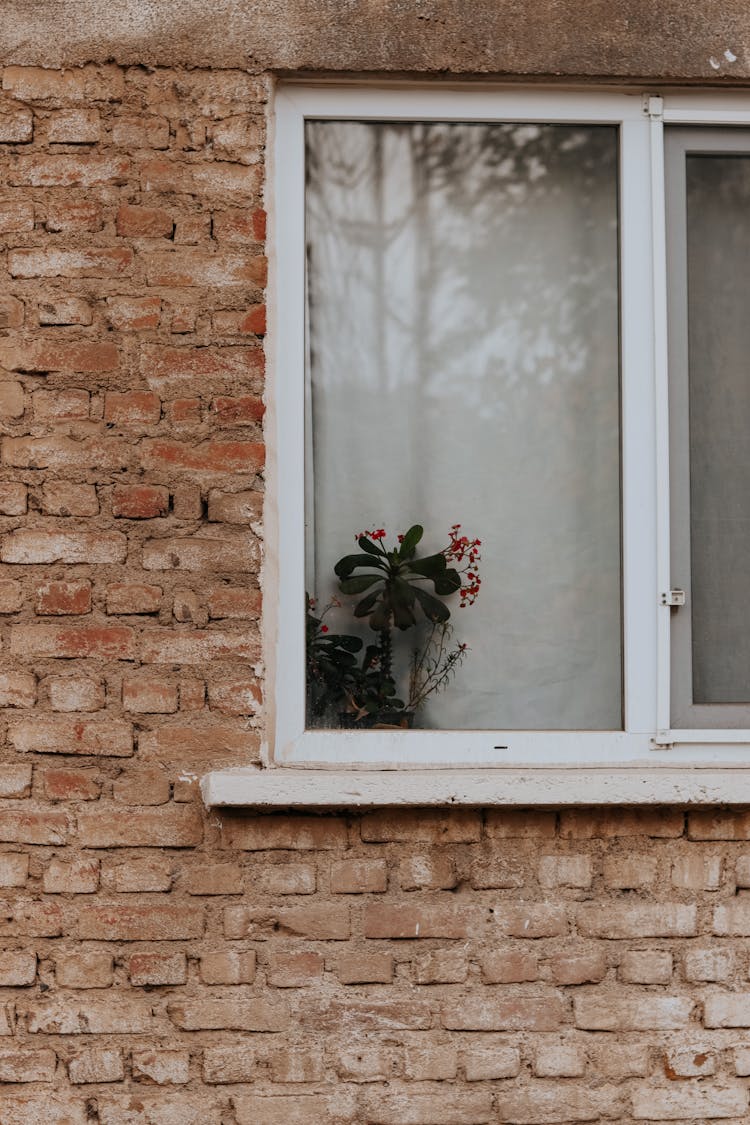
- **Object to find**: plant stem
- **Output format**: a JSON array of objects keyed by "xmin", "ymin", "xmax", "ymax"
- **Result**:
[{"xmin": 378, "ymin": 627, "xmax": 392, "ymax": 682}]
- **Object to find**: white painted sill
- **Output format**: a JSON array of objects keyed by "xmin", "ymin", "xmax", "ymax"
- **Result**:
[{"xmin": 200, "ymin": 765, "xmax": 750, "ymax": 808}]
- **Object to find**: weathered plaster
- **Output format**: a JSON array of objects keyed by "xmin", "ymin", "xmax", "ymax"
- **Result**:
[{"xmin": 3, "ymin": 0, "xmax": 750, "ymax": 81}]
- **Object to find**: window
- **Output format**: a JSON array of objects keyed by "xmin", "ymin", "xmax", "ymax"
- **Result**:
[{"xmin": 268, "ymin": 85, "xmax": 750, "ymax": 774}]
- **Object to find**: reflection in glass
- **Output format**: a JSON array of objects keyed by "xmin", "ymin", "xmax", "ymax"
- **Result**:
[
  {"xmin": 305, "ymin": 121, "xmax": 621, "ymax": 729},
  {"xmin": 687, "ymin": 155, "xmax": 750, "ymax": 703}
]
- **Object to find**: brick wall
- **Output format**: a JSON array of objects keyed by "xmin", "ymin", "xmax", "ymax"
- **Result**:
[{"xmin": 2, "ymin": 61, "xmax": 750, "ymax": 1125}]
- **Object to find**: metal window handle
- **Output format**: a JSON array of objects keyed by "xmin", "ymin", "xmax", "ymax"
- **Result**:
[{"xmin": 661, "ymin": 589, "xmax": 686, "ymax": 606}]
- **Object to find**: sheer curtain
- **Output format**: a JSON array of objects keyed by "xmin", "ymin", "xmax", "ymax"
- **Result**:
[{"xmin": 305, "ymin": 120, "xmax": 621, "ymax": 729}]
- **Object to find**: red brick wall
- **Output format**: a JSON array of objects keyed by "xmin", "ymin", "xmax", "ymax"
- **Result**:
[{"xmin": 2, "ymin": 62, "xmax": 750, "ymax": 1124}]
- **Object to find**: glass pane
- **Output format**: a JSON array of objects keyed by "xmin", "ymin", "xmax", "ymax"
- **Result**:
[
  {"xmin": 305, "ymin": 120, "xmax": 621, "ymax": 730},
  {"xmin": 687, "ymin": 155, "xmax": 750, "ymax": 703}
]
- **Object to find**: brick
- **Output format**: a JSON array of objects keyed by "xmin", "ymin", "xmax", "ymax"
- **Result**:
[
  {"xmin": 8, "ymin": 247, "xmax": 132, "ymax": 279},
  {"xmin": 211, "ymin": 394, "xmax": 264, "ymax": 425},
  {"xmin": 534, "ymin": 1044, "xmax": 586, "ymax": 1078},
  {"xmin": 360, "ymin": 1091, "xmax": 490, "ymax": 1125},
  {"xmin": 672, "ymin": 853, "xmax": 722, "ymax": 890},
  {"xmin": 0, "ymin": 484, "xmax": 27, "ymax": 515},
  {"xmin": 9, "ymin": 154, "xmax": 129, "ymax": 187},
  {"xmin": 106, "ymin": 584, "xmax": 162, "ymax": 614},
  {"xmin": 704, "ymin": 991, "xmax": 750, "ymax": 1027},
  {"xmin": 684, "ymin": 947, "xmax": 732, "ymax": 982},
  {"xmin": 0, "ymin": 580, "xmax": 24, "ymax": 613},
  {"xmin": 602, "ymin": 854, "xmax": 658, "ymax": 888},
  {"xmin": 336, "ymin": 953, "xmax": 393, "ymax": 984},
  {"xmin": 203, "ymin": 1044, "xmax": 256, "ymax": 1084},
  {"xmin": 11, "ymin": 622, "xmax": 132, "ymax": 659},
  {"xmin": 2, "ymin": 65, "xmax": 124, "ymax": 102},
  {"xmin": 47, "ymin": 108, "xmax": 101, "ymax": 142},
  {"xmin": 0, "ymin": 297, "xmax": 24, "ymax": 329},
  {"xmin": 631, "ymin": 1084, "xmax": 747, "ymax": 1120},
  {"xmin": 98, "ymin": 1098, "xmax": 214, "ymax": 1125},
  {"xmin": 114, "ymin": 856, "xmax": 173, "ymax": 893},
  {"xmin": 267, "ymin": 951, "xmax": 324, "ymax": 987},
  {"xmin": 55, "ymin": 951, "xmax": 113, "ymax": 989},
  {"xmin": 0, "ymin": 809, "xmax": 69, "ymax": 845},
  {"xmin": 664, "ymin": 1047, "xmax": 715, "ymax": 1077},
  {"xmin": 233, "ymin": 1094, "xmax": 354, "ymax": 1125},
  {"xmin": 142, "ymin": 630, "xmax": 259, "ymax": 661},
  {"xmin": 577, "ymin": 902, "xmax": 697, "ymax": 938},
  {"xmin": 0, "ymin": 762, "xmax": 33, "ymax": 796},
  {"xmin": 206, "ymin": 588, "xmax": 262, "ymax": 620},
  {"xmin": 168, "ymin": 997, "xmax": 288, "ymax": 1032},
  {"xmin": 335, "ymin": 1043, "xmax": 394, "ymax": 1083},
  {"xmin": 179, "ymin": 679, "xmax": 205, "ymax": 710},
  {"xmin": 207, "ymin": 677, "xmax": 261, "ymax": 714},
  {"xmin": 574, "ymin": 992, "xmax": 693, "ymax": 1030},
  {"xmin": 464, "ymin": 1044, "xmax": 521, "ymax": 1081},
  {"xmin": 38, "ymin": 297, "xmax": 92, "ymax": 326},
  {"xmin": 364, "ymin": 903, "xmax": 469, "ymax": 939},
  {"xmin": 129, "ymin": 951, "xmax": 187, "ymax": 986},
  {"xmin": 45, "ymin": 200, "xmax": 103, "ymax": 232},
  {"xmin": 141, "ymin": 343, "xmax": 263, "ymax": 394},
  {"xmin": 138, "ymin": 723, "xmax": 255, "ymax": 760},
  {"xmin": 0, "ymin": 951, "xmax": 36, "ymax": 985},
  {"xmin": 78, "ymin": 805, "xmax": 202, "ymax": 847},
  {"xmin": 303, "ymin": 999, "xmax": 432, "ymax": 1032},
  {"xmin": 207, "ymin": 489, "xmax": 262, "ymax": 524},
  {"xmin": 0, "ymin": 382, "xmax": 24, "ymax": 418},
  {"xmin": 481, "ymin": 950, "xmax": 539, "ymax": 984},
  {"xmin": 141, "ymin": 160, "xmax": 260, "ymax": 199},
  {"xmin": 225, "ymin": 902, "xmax": 349, "ymax": 940},
  {"xmin": 560, "ymin": 809, "xmax": 684, "ymax": 838},
  {"xmin": 47, "ymin": 677, "xmax": 105, "ymax": 712},
  {"xmin": 141, "ymin": 438, "xmax": 264, "ymax": 476},
  {"xmin": 9, "ymin": 717, "xmax": 132, "ymax": 756},
  {"xmin": 213, "ymin": 305, "xmax": 266, "ymax": 335},
  {"xmin": 3, "ymin": 531, "xmax": 126, "ymax": 565},
  {"xmin": 496, "ymin": 1086, "xmax": 625, "ymax": 1124},
  {"xmin": 116, "ymin": 203, "xmax": 173, "ymax": 238},
  {"xmin": 0, "ymin": 900, "xmax": 63, "ymax": 935},
  {"xmin": 538, "ymin": 854, "xmax": 593, "ymax": 888},
  {"xmin": 32, "ymin": 388, "xmax": 90, "ymax": 420},
  {"xmin": 34, "ymin": 580, "xmax": 91, "ymax": 616},
  {"xmin": 269, "ymin": 1046, "xmax": 324, "ymax": 1084},
  {"xmin": 0, "ymin": 105, "xmax": 33, "ymax": 143},
  {"xmin": 169, "ymin": 306, "xmax": 197, "ymax": 333},
  {"xmin": 0, "ymin": 1100, "xmax": 86, "ymax": 1125},
  {"xmin": 713, "ymin": 900, "xmax": 750, "ymax": 935},
  {"xmin": 736, "ymin": 854, "xmax": 750, "ymax": 886},
  {"xmin": 132, "ymin": 1049, "xmax": 190, "ymax": 1086},
  {"xmin": 484, "ymin": 810, "xmax": 557, "ymax": 838},
  {"xmin": 112, "ymin": 114, "xmax": 170, "ymax": 148},
  {"xmin": 404, "ymin": 1044, "xmax": 458, "ymax": 1081},
  {"xmin": 40, "ymin": 483, "xmax": 98, "ymax": 517},
  {"xmin": 113, "ymin": 484, "xmax": 169, "ymax": 519},
  {"xmin": 172, "ymin": 484, "xmax": 202, "ymax": 519},
  {"xmin": 106, "ymin": 295, "xmax": 162, "ymax": 330},
  {"xmin": 222, "ymin": 813, "xmax": 346, "ymax": 850},
  {"xmin": 0, "ymin": 672, "xmax": 36, "ymax": 708},
  {"xmin": 331, "ymin": 858, "xmax": 388, "ymax": 894},
  {"xmin": 123, "ymin": 678, "xmax": 178, "ymax": 714},
  {"xmin": 414, "ymin": 950, "xmax": 468, "ymax": 984},
  {"xmin": 0, "ymin": 854, "xmax": 30, "ymax": 888},
  {"xmin": 77, "ymin": 902, "xmax": 203, "ymax": 941},
  {"xmin": 27, "ymin": 997, "xmax": 152, "ymax": 1034},
  {"xmin": 69, "ymin": 1048, "xmax": 124, "ymax": 1084},
  {"xmin": 258, "ymin": 863, "xmax": 316, "ymax": 895},
  {"xmin": 0, "ymin": 199, "xmax": 34, "ymax": 233},
  {"xmin": 619, "ymin": 949, "xmax": 672, "ymax": 984},
  {"xmin": 43, "ymin": 857, "xmax": 100, "ymax": 893},
  {"xmin": 1, "ymin": 341, "xmax": 117, "ymax": 377},
  {"xmin": 143, "ymin": 533, "xmax": 257, "ymax": 570},
  {"xmin": 400, "ymin": 853, "xmax": 456, "ymax": 890},
  {"xmin": 104, "ymin": 390, "xmax": 161, "ymax": 426},
  {"xmin": 735, "ymin": 1047, "xmax": 750, "ymax": 1075},
  {"xmin": 199, "ymin": 950, "xmax": 256, "ymax": 984},
  {"xmin": 549, "ymin": 951, "xmax": 607, "ymax": 985},
  {"xmin": 213, "ymin": 208, "xmax": 266, "ymax": 243},
  {"xmin": 443, "ymin": 993, "xmax": 563, "ymax": 1031},
  {"xmin": 361, "ymin": 809, "xmax": 481, "ymax": 843},
  {"xmin": 493, "ymin": 903, "xmax": 567, "ymax": 938},
  {"xmin": 0, "ymin": 1049, "xmax": 56, "ymax": 1082},
  {"xmin": 39, "ymin": 768, "xmax": 101, "ymax": 800}
]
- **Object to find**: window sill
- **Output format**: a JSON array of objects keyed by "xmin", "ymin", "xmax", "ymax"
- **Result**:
[{"xmin": 201, "ymin": 765, "xmax": 750, "ymax": 808}]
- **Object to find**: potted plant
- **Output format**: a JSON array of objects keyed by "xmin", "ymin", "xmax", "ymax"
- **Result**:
[{"xmin": 306, "ymin": 524, "xmax": 481, "ymax": 728}]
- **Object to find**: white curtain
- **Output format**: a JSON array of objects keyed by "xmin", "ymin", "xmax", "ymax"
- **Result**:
[{"xmin": 305, "ymin": 120, "xmax": 621, "ymax": 729}]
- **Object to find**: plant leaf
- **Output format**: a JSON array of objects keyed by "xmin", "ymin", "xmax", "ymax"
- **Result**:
[
  {"xmin": 339, "ymin": 574, "xmax": 382, "ymax": 594},
  {"xmin": 334, "ymin": 553, "xmax": 386, "ymax": 578},
  {"xmin": 408, "ymin": 552, "xmax": 447, "ymax": 578},
  {"xmin": 398, "ymin": 524, "xmax": 423, "ymax": 559},
  {"xmin": 413, "ymin": 585, "xmax": 451, "ymax": 622},
  {"xmin": 357, "ymin": 535, "xmax": 383, "ymax": 556},
  {"xmin": 353, "ymin": 590, "xmax": 381, "ymax": 618},
  {"xmin": 433, "ymin": 569, "xmax": 462, "ymax": 595}
]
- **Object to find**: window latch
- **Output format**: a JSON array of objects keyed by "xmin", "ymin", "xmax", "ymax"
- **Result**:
[{"xmin": 661, "ymin": 589, "xmax": 686, "ymax": 607}]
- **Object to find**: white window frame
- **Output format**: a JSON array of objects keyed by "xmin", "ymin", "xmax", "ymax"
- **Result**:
[{"xmin": 202, "ymin": 85, "xmax": 750, "ymax": 806}]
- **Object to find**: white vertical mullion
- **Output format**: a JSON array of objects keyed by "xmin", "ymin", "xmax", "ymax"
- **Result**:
[
  {"xmin": 647, "ymin": 102, "xmax": 673, "ymax": 739},
  {"xmin": 620, "ymin": 114, "xmax": 660, "ymax": 736},
  {"xmin": 273, "ymin": 91, "xmax": 308, "ymax": 759}
]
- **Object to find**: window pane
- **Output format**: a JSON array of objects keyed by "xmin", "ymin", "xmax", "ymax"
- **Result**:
[
  {"xmin": 305, "ymin": 121, "xmax": 621, "ymax": 730},
  {"xmin": 687, "ymin": 154, "xmax": 750, "ymax": 703}
]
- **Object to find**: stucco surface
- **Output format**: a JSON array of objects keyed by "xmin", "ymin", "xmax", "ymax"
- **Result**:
[{"xmin": 2, "ymin": 0, "xmax": 750, "ymax": 80}]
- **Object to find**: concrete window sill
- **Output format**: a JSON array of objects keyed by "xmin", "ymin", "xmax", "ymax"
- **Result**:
[{"xmin": 200, "ymin": 766, "xmax": 750, "ymax": 808}]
